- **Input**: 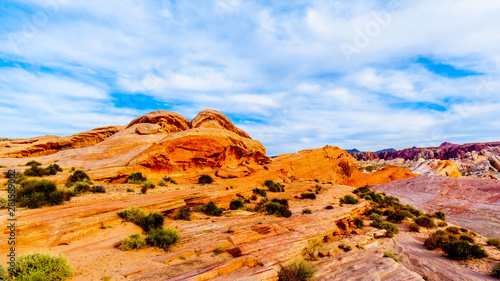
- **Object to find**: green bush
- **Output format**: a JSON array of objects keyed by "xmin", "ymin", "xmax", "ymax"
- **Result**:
[
  {"xmin": 424, "ymin": 231, "xmax": 458, "ymax": 250},
  {"xmin": 434, "ymin": 211, "xmax": 446, "ymax": 221},
  {"xmin": 353, "ymin": 217, "xmax": 364, "ymax": 229},
  {"xmin": 414, "ymin": 215, "xmax": 436, "ymax": 229},
  {"xmin": 18, "ymin": 179, "xmax": 65, "ymax": 209},
  {"xmin": 369, "ymin": 213, "xmax": 382, "ymax": 221},
  {"xmin": 202, "ymin": 201, "xmax": 224, "ymax": 216},
  {"xmin": 213, "ymin": 245, "xmax": 226, "ymax": 255},
  {"xmin": 139, "ymin": 212, "xmax": 164, "ymax": 233},
  {"xmin": 443, "ymin": 240, "xmax": 488, "ymax": 260},
  {"xmin": 175, "ymin": 206, "xmax": 191, "ymax": 221},
  {"xmin": 13, "ymin": 252, "xmax": 73, "ymax": 281},
  {"xmin": 388, "ymin": 210, "xmax": 414, "ymax": 223},
  {"xmin": 271, "ymin": 198, "xmax": 289, "ymax": 207},
  {"xmin": 121, "ymin": 233, "xmax": 146, "ymax": 251},
  {"xmin": 253, "ymin": 188, "xmax": 267, "ymax": 197},
  {"xmin": 353, "ymin": 186, "xmax": 370, "ymax": 195},
  {"xmin": 25, "ymin": 160, "xmax": 42, "ymax": 166},
  {"xmin": 127, "ymin": 172, "xmax": 147, "ymax": 184},
  {"xmin": 460, "ymin": 234, "xmax": 475, "ymax": 243},
  {"xmin": 409, "ymin": 223, "xmax": 420, "ymax": 232},
  {"xmin": 383, "ymin": 251, "xmax": 399, "ymax": 262},
  {"xmin": 437, "ymin": 221, "xmax": 448, "ymax": 227},
  {"xmin": 158, "ymin": 176, "xmax": 176, "ymax": 186},
  {"xmin": 487, "ymin": 238, "xmax": 500, "ymax": 249},
  {"xmin": 492, "ymin": 263, "xmax": 500, "ymax": 279},
  {"xmin": 67, "ymin": 170, "xmax": 91, "ymax": 186},
  {"xmin": 445, "ymin": 226, "xmax": 461, "ymax": 234},
  {"xmin": 278, "ymin": 261, "xmax": 316, "ymax": 281},
  {"xmin": 301, "ymin": 193, "xmax": 316, "ymax": 199},
  {"xmin": 0, "ymin": 197, "xmax": 9, "ymax": 209},
  {"xmin": 302, "ymin": 208, "xmax": 312, "ymax": 214},
  {"xmin": 141, "ymin": 185, "xmax": 148, "ymax": 194},
  {"xmin": 117, "ymin": 207, "xmax": 146, "ymax": 225},
  {"xmin": 146, "ymin": 228, "xmax": 180, "ymax": 250},
  {"xmin": 338, "ymin": 243, "xmax": 352, "ymax": 252},
  {"xmin": 229, "ymin": 198, "xmax": 245, "ymax": 210},
  {"xmin": 264, "ymin": 202, "xmax": 292, "ymax": 218},
  {"xmin": 126, "ymin": 188, "xmax": 135, "ymax": 192},
  {"xmin": 73, "ymin": 181, "xmax": 90, "ymax": 194},
  {"xmin": 141, "ymin": 179, "xmax": 155, "ymax": 190},
  {"xmin": 339, "ymin": 195, "xmax": 359, "ymax": 204},
  {"xmin": 198, "ymin": 174, "xmax": 213, "ymax": 184},
  {"xmin": 24, "ymin": 164, "xmax": 48, "ymax": 177},
  {"xmin": 48, "ymin": 190, "xmax": 66, "ymax": 206},
  {"xmin": 371, "ymin": 219, "xmax": 399, "ymax": 234},
  {"xmin": 366, "ymin": 208, "xmax": 384, "ymax": 216},
  {"xmin": 90, "ymin": 185, "xmax": 106, "ymax": 193},
  {"xmin": 45, "ymin": 164, "xmax": 63, "ymax": 175},
  {"xmin": 265, "ymin": 180, "xmax": 284, "ymax": 192}
]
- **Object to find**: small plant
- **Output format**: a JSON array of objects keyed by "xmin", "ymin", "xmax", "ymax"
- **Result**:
[
  {"xmin": 369, "ymin": 213, "xmax": 382, "ymax": 221},
  {"xmin": 387, "ymin": 210, "xmax": 413, "ymax": 223},
  {"xmin": 460, "ymin": 234, "xmax": 475, "ymax": 243},
  {"xmin": 325, "ymin": 205, "xmax": 334, "ymax": 210},
  {"xmin": 445, "ymin": 226, "xmax": 461, "ymax": 234},
  {"xmin": 253, "ymin": 188, "xmax": 267, "ymax": 197},
  {"xmin": 73, "ymin": 181, "xmax": 91, "ymax": 194},
  {"xmin": 67, "ymin": 170, "xmax": 91, "ymax": 186},
  {"xmin": 117, "ymin": 207, "xmax": 146, "ymax": 225},
  {"xmin": 491, "ymin": 263, "xmax": 500, "ymax": 279},
  {"xmin": 371, "ymin": 219, "xmax": 399, "ymax": 235},
  {"xmin": 353, "ymin": 217, "xmax": 364, "ymax": 229},
  {"xmin": 437, "ymin": 221, "xmax": 448, "ymax": 227},
  {"xmin": 146, "ymin": 227, "xmax": 180, "ymax": 250},
  {"xmin": 0, "ymin": 197, "xmax": 8, "ymax": 209},
  {"xmin": 302, "ymin": 208, "xmax": 312, "ymax": 214},
  {"xmin": 202, "ymin": 201, "xmax": 224, "ymax": 216},
  {"xmin": 271, "ymin": 198, "xmax": 289, "ymax": 207},
  {"xmin": 460, "ymin": 227, "xmax": 468, "ymax": 233},
  {"xmin": 121, "ymin": 233, "xmax": 146, "ymax": 251},
  {"xmin": 264, "ymin": 180, "xmax": 284, "ymax": 192},
  {"xmin": 443, "ymin": 240, "xmax": 488, "ymax": 260},
  {"xmin": 383, "ymin": 251, "xmax": 399, "ymax": 262},
  {"xmin": 339, "ymin": 195, "xmax": 359, "ymax": 205},
  {"xmin": 366, "ymin": 208, "xmax": 384, "ymax": 216},
  {"xmin": 409, "ymin": 223, "xmax": 420, "ymax": 232},
  {"xmin": 213, "ymin": 245, "xmax": 226, "ymax": 255},
  {"xmin": 127, "ymin": 172, "xmax": 147, "ymax": 184},
  {"xmin": 25, "ymin": 160, "xmax": 42, "ymax": 166},
  {"xmin": 434, "ymin": 211, "xmax": 446, "ymax": 221},
  {"xmin": 141, "ymin": 179, "xmax": 155, "ymax": 190},
  {"xmin": 198, "ymin": 174, "xmax": 213, "ymax": 184},
  {"xmin": 264, "ymin": 202, "xmax": 292, "ymax": 218},
  {"xmin": 18, "ymin": 179, "xmax": 69, "ymax": 209},
  {"xmin": 45, "ymin": 164, "xmax": 63, "ymax": 175},
  {"xmin": 90, "ymin": 185, "xmax": 106, "ymax": 193},
  {"xmin": 278, "ymin": 261, "xmax": 316, "ymax": 281},
  {"xmin": 250, "ymin": 194, "xmax": 258, "ymax": 200},
  {"xmin": 141, "ymin": 185, "xmax": 148, "ymax": 194},
  {"xmin": 315, "ymin": 184, "xmax": 323, "ymax": 194},
  {"xmin": 126, "ymin": 187, "xmax": 135, "ymax": 192},
  {"xmin": 301, "ymin": 193, "xmax": 316, "ymax": 199},
  {"xmin": 175, "ymin": 206, "xmax": 191, "ymax": 221},
  {"xmin": 338, "ymin": 243, "xmax": 352, "ymax": 252},
  {"xmin": 13, "ymin": 252, "xmax": 74, "ymax": 280},
  {"xmin": 487, "ymin": 238, "xmax": 500, "ymax": 249},
  {"xmin": 48, "ymin": 190, "xmax": 66, "ymax": 206},
  {"xmin": 229, "ymin": 198, "xmax": 245, "ymax": 210},
  {"xmin": 413, "ymin": 215, "xmax": 436, "ymax": 229}
]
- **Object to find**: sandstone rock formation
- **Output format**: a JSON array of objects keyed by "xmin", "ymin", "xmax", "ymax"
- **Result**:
[
  {"xmin": 372, "ymin": 175, "xmax": 500, "ymax": 237},
  {"xmin": 191, "ymin": 109, "xmax": 251, "ymax": 139},
  {"xmin": 126, "ymin": 110, "xmax": 190, "ymax": 134},
  {"xmin": 411, "ymin": 159, "xmax": 461, "ymax": 177},
  {"xmin": 344, "ymin": 166, "xmax": 417, "ymax": 188}
]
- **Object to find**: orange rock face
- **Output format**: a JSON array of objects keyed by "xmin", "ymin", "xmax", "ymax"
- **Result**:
[
  {"xmin": 126, "ymin": 110, "xmax": 190, "ymax": 134},
  {"xmin": 191, "ymin": 109, "xmax": 251, "ymax": 139},
  {"xmin": 344, "ymin": 166, "xmax": 418, "ymax": 187}
]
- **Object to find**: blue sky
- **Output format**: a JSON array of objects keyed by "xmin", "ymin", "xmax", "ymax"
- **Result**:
[{"xmin": 1, "ymin": 0, "xmax": 500, "ymax": 155}]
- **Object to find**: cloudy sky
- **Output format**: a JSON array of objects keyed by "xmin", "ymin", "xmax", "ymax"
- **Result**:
[{"xmin": 1, "ymin": 0, "xmax": 500, "ymax": 155}]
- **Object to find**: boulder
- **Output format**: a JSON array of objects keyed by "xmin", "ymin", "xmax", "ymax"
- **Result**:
[
  {"xmin": 135, "ymin": 123, "xmax": 161, "ymax": 135},
  {"xmin": 191, "ymin": 109, "xmax": 251, "ymax": 139}
]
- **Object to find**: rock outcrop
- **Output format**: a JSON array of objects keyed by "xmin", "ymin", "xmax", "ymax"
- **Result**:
[
  {"xmin": 126, "ymin": 110, "xmax": 190, "ymax": 134},
  {"xmin": 411, "ymin": 159, "xmax": 461, "ymax": 177},
  {"xmin": 344, "ymin": 166, "xmax": 417, "ymax": 187},
  {"xmin": 191, "ymin": 109, "xmax": 251, "ymax": 139}
]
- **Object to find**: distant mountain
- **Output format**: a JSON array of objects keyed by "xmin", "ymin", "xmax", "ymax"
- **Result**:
[
  {"xmin": 375, "ymin": 148, "xmax": 396, "ymax": 154},
  {"xmin": 346, "ymin": 148, "xmax": 360, "ymax": 154}
]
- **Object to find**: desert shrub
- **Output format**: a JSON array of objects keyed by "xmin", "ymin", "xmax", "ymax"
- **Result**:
[
  {"xmin": 371, "ymin": 219, "xmax": 399, "ymax": 234},
  {"xmin": 271, "ymin": 198, "xmax": 289, "ymax": 207},
  {"xmin": 315, "ymin": 184, "xmax": 323, "ymax": 194},
  {"xmin": 278, "ymin": 261, "xmax": 316, "ymax": 281},
  {"xmin": 121, "ymin": 233, "xmax": 146, "ymax": 251},
  {"xmin": 424, "ymin": 231, "xmax": 458, "ymax": 250},
  {"xmin": 126, "ymin": 187, "xmax": 135, "ymax": 192},
  {"xmin": 25, "ymin": 160, "xmax": 42, "ymax": 166},
  {"xmin": 414, "ymin": 215, "xmax": 436, "ymax": 229},
  {"xmin": 400, "ymin": 204, "xmax": 422, "ymax": 217},
  {"xmin": 19, "ymin": 192, "xmax": 47, "ymax": 209},
  {"xmin": 409, "ymin": 223, "xmax": 420, "ymax": 232},
  {"xmin": 339, "ymin": 195, "xmax": 358, "ymax": 205},
  {"xmin": 265, "ymin": 180, "xmax": 285, "ymax": 192},
  {"xmin": 0, "ymin": 197, "xmax": 9, "ymax": 209},
  {"xmin": 388, "ymin": 210, "xmax": 414, "ymax": 223},
  {"xmin": 264, "ymin": 202, "xmax": 292, "ymax": 217},
  {"xmin": 18, "ymin": 179, "xmax": 61, "ymax": 209},
  {"xmin": 353, "ymin": 186, "xmax": 370, "ymax": 195},
  {"xmin": 301, "ymin": 193, "xmax": 316, "ymax": 199},
  {"xmin": 338, "ymin": 243, "xmax": 352, "ymax": 252},
  {"xmin": 460, "ymin": 234, "xmax": 475, "ymax": 243},
  {"xmin": 434, "ymin": 211, "xmax": 446, "ymax": 221},
  {"xmin": 369, "ymin": 213, "xmax": 382, "ymax": 221},
  {"xmin": 158, "ymin": 176, "xmax": 176, "ymax": 186},
  {"xmin": 175, "ymin": 206, "xmax": 191, "ymax": 221},
  {"xmin": 445, "ymin": 226, "xmax": 461, "ymax": 234},
  {"xmin": 491, "ymin": 263, "xmax": 500, "ymax": 279},
  {"xmin": 141, "ymin": 179, "xmax": 155, "ymax": 190},
  {"xmin": 127, "ymin": 172, "xmax": 147, "ymax": 184},
  {"xmin": 45, "ymin": 164, "xmax": 63, "ymax": 175},
  {"xmin": 302, "ymin": 208, "xmax": 312, "ymax": 214},
  {"xmin": 24, "ymin": 163, "xmax": 48, "ymax": 177},
  {"xmin": 213, "ymin": 245, "xmax": 226, "ymax": 255},
  {"xmin": 253, "ymin": 188, "xmax": 267, "ymax": 197},
  {"xmin": 230, "ymin": 198, "xmax": 245, "ymax": 210},
  {"xmin": 487, "ymin": 238, "xmax": 500, "ymax": 249},
  {"xmin": 198, "ymin": 174, "xmax": 213, "ymax": 184},
  {"xmin": 139, "ymin": 212, "xmax": 164, "ymax": 233},
  {"xmin": 146, "ymin": 227, "xmax": 180, "ymax": 250},
  {"xmin": 90, "ymin": 185, "xmax": 106, "ymax": 193},
  {"xmin": 325, "ymin": 205, "xmax": 334, "ymax": 210},
  {"xmin": 366, "ymin": 208, "xmax": 384, "ymax": 216},
  {"xmin": 67, "ymin": 170, "xmax": 91, "ymax": 186},
  {"xmin": 202, "ymin": 201, "xmax": 224, "ymax": 216},
  {"xmin": 48, "ymin": 190, "xmax": 66, "ymax": 206},
  {"xmin": 353, "ymin": 217, "xmax": 364, "ymax": 229},
  {"xmin": 443, "ymin": 240, "xmax": 488, "ymax": 260},
  {"xmin": 460, "ymin": 227, "xmax": 468, "ymax": 233},
  {"xmin": 437, "ymin": 221, "xmax": 448, "ymax": 227},
  {"xmin": 383, "ymin": 251, "xmax": 399, "ymax": 262},
  {"xmin": 13, "ymin": 252, "xmax": 73, "ymax": 281},
  {"xmin": 141, "ymin": 185, "xmax": 148, "ymax": 194},
  {"xmin": 250, "ymin": 194, "xmax": 258, "ymax": 200},
  {"xmin": 73, "ymin": 181, "xmax": 90, "ymax": 194},
  {"xmin": 117, "ymin": 207, "xmax": 146, "ymax": 225}
]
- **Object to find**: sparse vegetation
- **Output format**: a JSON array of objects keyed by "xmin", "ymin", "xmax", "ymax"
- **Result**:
[
  {"xmin": 278, "ymin": 261, "xmax": 316, "ymax": 281},
  {"xmin": 437, "ymin": 221, "xmax": 448, "ymax": 227},
  {"xmin": 339, "ymin": 194, "xmax": 358, "ymax": 204},
  {"xmin": 445, "ymin": 226, "xmax": 461, "ymax": 234},
  {"xmin": 66, "ymin": 170, "xmax": 91, "ymax": 187},
  {"xmin": 139, "ymin": 212, "xmax": 164, "ymax": 233},
  {"xmin": 487, "ymin": 238, "xmax": 500, "ymax": 249},
  {"xmin": 413, "ymin": 215, "xmax": 436, "ymax": 229},
  {"xmin": 25, "ymin": 160, "xmax": 42, "ymax": 166},
  {"xmin": 387, "ymin": 210, "xmax": 414, "ymax": 223},
  {"xmin": 90, "ymin": 185, "xmax": 106, "ymax": 193},
  {"xmin": 117, "ymin": 207, "xmax": 146, "ymax": 225},
  {"xmin": 175, "ymin": 206, "xmax": 191, "ymax": 221},
  {"xmin": 265, "ymin": 180, "xmax": 285, "ymax": 192},
  {"xmin": 229, "ymin": 198, "xmax": 245, "ymax": 210},
  {"xmin": 338, "ymin": 243, "xmax": 352, "ymax": 252},
  {"xmin": 121, "ymin": 233, "xmax": 146, "ymax": 251},
  {"xmin": 443, "ymin": 240, "xmax": 488, "ymax": 260},
  {"xmin": 383, "ymin": 251, "xmax": 399, "ymax": 262},
  {"xmin": 409, "ymin": 223, "xmax": 420, "ymax": 232},
  {"xmin": 141, "ymin": 179, "xmax": 155, "ymax": 190},
  {"xmin": 18, "ymin": 179, "xmax": 70, "ymax": 209},
  {"xmin": 371, "ymin": 219, "xmax": 399, "ymax": 235},
  {"xmin": 353, "ymin": 217, "xmax": 364, "ymax": 229},
  {"xmin": 201, "ymin": 201, "xmax": 224, "ymax": 216},
  {"xmin": 302, "ymin": 208, "xmax": 312, "ymax": 214},
  {"xmin": 263, "ymin": 201, "xmax": 292, "ymax": 218},
  {"xmin": 0, "ymin": 197, "xmax": 8, "ymax": 209},
  {"xmin": 127, "ymin": 172, "xmax": 147, "ymax": 184},
  {"xmin": 158, "ymin": 176, "xmax": 177, "ymax": 186},
  {"xmin": 146, "ymin": 227, "xmax": 180, "ymax": 250},
  {"xmin": 126, "ymin": 187, "xmax": 135, "ymax": 192},
  {"xmin": 198, "ymin": 174, "xmax": 213, "ymax": 184},
  {"xmin": 434, "ymin": 211, "xmax": 446, "ymax": 221},
  {"xmin": 73, "ymin": 181, "xmax": 90, "ymax": 194},
  {"xmin": 253, "ymin": 188, "xmax": 267, "ymax": 197},
  {"xmin": 213, "ymin": 245, "xmax": 226, "ymax": 255},
  {"xmin": 301, "ymin": 193, "xmax": 316, "ymax": 199},
  {"xmin": 13, "ymin": 252, "xmax": 73, "ymax": 281}
]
